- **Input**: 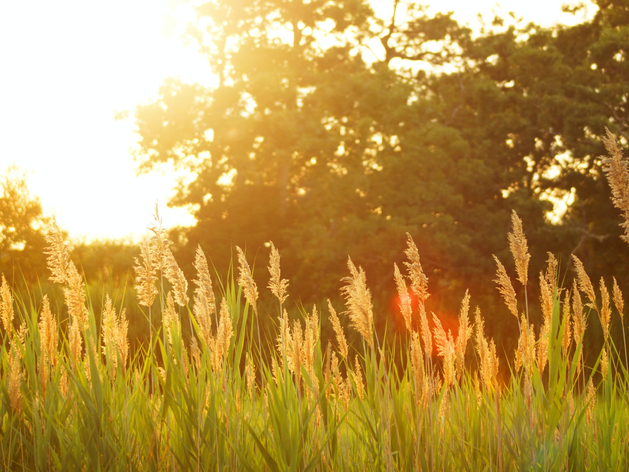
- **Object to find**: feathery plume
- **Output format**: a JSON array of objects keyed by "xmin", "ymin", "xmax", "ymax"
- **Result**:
[
  {"xmin": 600, "ymin": 278, "xmax": 611, "ymax": 339},
  {"xmin": 493, "ymin": 255, "xmax": 519, "ymax": 318},
  {"xmin": 572, "ymin": 255, "xmax": 596, "ymax": 309},
  {"xmin": 39, "ymin": 295, "xmax": 58, "ymax": 366},
  {"xmin": 102, "ymin": 294, "xmax": 118, "ymax": 368},
  {"xmin": 327, "ymin": 300, "xmax": 348, "ymax": 360},
  {"xmin": 236, "ymin": 246, "xmax": 258, "ymax": 315},
  {"xmin": 163, "ymin": 292, "xmax": 179, "ymax": 348},
  {"xmin": 571, "ymin": 281, "xmax": 586, "ymax": 374},
  {"xmin": 410, "ymin": 331, "xmax": 425, "ymax": 403},
  {"xmin": 612, "ymin": 277, "xmax": 624, "ymax": 321},
  {"xmin": 193, "ymin": 245, "xmax": 216, "ymax": 346},
  {"xmin": 1, "ymin": 274, "xmax": 14, "ymax": 334},
  {"xmin": 8, "ymin": 338, "xmax": 22, "ymax": 414},
  {"xmin": 134, "ymin": 237, "xmax": 158, "ymax": 308},
  {"xmin": 601, "ymin": 348, "xmax": 609, "ymax": 379},
  {"xmin": 44, "ymin": 218, "xmax": 71, "ymax": 284},
  {"xmin": 148, "ymin": 203, "xmax": 171, "ymax": 273},
  {"xmin": 418, "ymin": 303, "xmax": 432, "ymax": 359},
  {"xmin": 455, "ymin": 290, "xmax": 471, "ymax": 380},
  {"xmin": 545, "ymin": 252, "xmax": 558, "ymax": 288},
  {"xmin": 64, "ymin": 261, "xmax": 89, "ymax": 330},
  {"xmin": 393, "ymin": 263, "xmax": 413, "ymax": 333},
  {"xmin": 245, "ymin": 353, "xmax": 256, "ymax": 400},
  {"xmin": 474, "ymin": 308, "xmax": 499, "ymax": 391},
  {"xmin": 341, "ymin": 257, "xmax": 374, "ymax": 348},
  {"xmin": 433, "ymin": 313, "xmax": 456, "ymax": 388},
  {"xmin": 116, "ymin": 308, "xmax": 129, "ymax": 369},
  {"xmin": 561, "ymin": 290, "xmax": 572, "ymax": 357},
  {"xmin": 215, "ymin": 298, "xmax": 233, "ymax": 371},
  {"xmin": 508, "ymin": 210, "xmax": 530, "ymax": 286},
  {"xmin": 268, "ymin": 242, "xmax": 289, "ymax": 305},
  {"xmin": 163, "ymin": 248, "xmax": 189, "ymax": 306},
  {"xmin": 353, "ymin": 355, "xmax": 364, "ymax": 400},
  {"xmin": 601, "ymin": 128, "xmax": 629, "ymax": 244},
  {"xmin": 404, "ymin": 233, "xmax": 429, "ymax": 303}
]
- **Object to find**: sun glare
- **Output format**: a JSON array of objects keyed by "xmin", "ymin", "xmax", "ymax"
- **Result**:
[{"xmin": 0, "ymin": 0, "xmax": 595, "ymax": 241}]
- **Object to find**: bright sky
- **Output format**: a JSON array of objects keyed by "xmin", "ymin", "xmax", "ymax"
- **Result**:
[{"xmin": 0, "ymin": 0, "xmax": 596, "ymax": 242}]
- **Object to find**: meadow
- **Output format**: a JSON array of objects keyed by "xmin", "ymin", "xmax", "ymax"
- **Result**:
[{"xmin": 1, "ymin": 131, "xmax": 629, "ymax": 471}]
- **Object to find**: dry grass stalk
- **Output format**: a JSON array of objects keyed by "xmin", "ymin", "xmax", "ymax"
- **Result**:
[
  {"xmin": 245, "ymin": 353, "xmax": 255, "ymax": 400},
  {"xmin": 327, "ymin": 300, "xmax": 348, "ymax": 360},
  {"xmin": 134, "ymin": 237, "xmax": 158, "ymax": 308},
  {"xmin": 268, "ymin": 242, "xmax": 289, "ymax": 305},
  {"xmin": 515, "ymin": 315, "xmax": 536, "ymax": 374},
  {"xmin": 163, "ymin": 292, "xmax": 179, "ymax": 348},
  {"xmin": 585, "ymin": 378, "xmax": 596, "ymax": 426},
  {"xmin": 38, "ymin": 295, "xmax": 58, "ymax": 393},
  {"xmin": 193, "ymin": 245, "xmax": 216, "ymax": 324},
  {"xmin": 572, "ymin": 255, "xmax": 597, "ymax": 310},
  {"xmin": 404, "ymin": 233, "xmax": 429, "ymax": 303},
  {"xmin": 1, "ymin": 274, "xmax": 14, "ymax": 335},
  {"xmin": 217, "ymin": 299, "xmax": 233, "ymax": 361},
  {"xmin": 8, "ymin": 337, "xmax": 22, "ymax": 414},
  {"xmin": 612, "ymin": 277, "xmax": 624, "ymax": 321},
  {"xmin": 599, "ymin": 278, "xmax": 611, "ymax": 339},
  {"xmin": 601, "ymin": 128, "xmax": 629, "ymax": 244},
  {"xmin": 236, "ymin": 246, "xmax": 258, "ymax": 315},
  {"xmin": 474, "ymin": 308, "xmax": 499, "ymax": 391},
  {"xmin": 302, "ymin": 307, "xmax": 318, "ymax": 387},
  {"xmin": 561, "ymin": 290, "xmax": 572, "ymax": 357},
  {"xmin": 353, "ymin": 355, "xmax": 364, "ymax": 400},
  {"xmin": 540, "ymin": 271, "xmax": 554, "ymax": 327},
  {"xmin": 277, "ymin": 309, "xmax": 292, "ymax": 372},
  {"xmin": 493, "ymin": 255, "xmax": 519, "ymax": 318},
  {"xmin": 545, "ymin": 252, "xmax": 558, "ymax": 288},
  {"xmin": 291, "ymin": 320, "xmax": 303, "ymax": 389},
  {"xmin": 571, "ymin": 281, "xmax": 586, "ymax": 374},
  {"xmin": 102, "ymin": 294, "xmax": 119, "ymax": 369},
  {"xmin": 508, "ymin": 210, "xmax": 530, "ymax": 286},
  {"xmin": 393, "ymin": 263, "xmax": 413, "ymax": 333},
  {"xmin": 455, "ymin": 290, "xmax": 471, "ymax": 380},
  {"xmin": 433, "ymin": 313, "xmax": 456, "ymax": 388},
  {"xmin": 341, "ymin": 257, "xmax": 374, "ymax": 348},
  {"xmin": 537, "ymin": 322, "xmax": 549, "ymax": 374},
  {"xmin": 410, "ymin": 331, "xmax": 424, "ymax": 395},
  {"xmin": 69, "ymin": 317, "xmax": 82, "ymax": 364}
]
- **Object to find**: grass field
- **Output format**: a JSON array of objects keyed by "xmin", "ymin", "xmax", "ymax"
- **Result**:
[{"xmin": 1, "ymin": 132, "xmax": 629, "ymax": 471}]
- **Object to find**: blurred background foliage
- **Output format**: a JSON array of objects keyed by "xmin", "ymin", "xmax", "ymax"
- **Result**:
[{"xmin": 3, "ymin": 0, "xmax": 629, "ymax": 367}]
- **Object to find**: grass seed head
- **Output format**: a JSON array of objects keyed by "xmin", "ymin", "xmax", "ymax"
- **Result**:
[
  {"xmin": 134, "ymin": 237, "xmax": 158, "ymax": 308},
  {"xmin": 341, "ymin": 257, "xmax": 374, "ymax": 348},
  {"xmin": 393, "ymin": 263, "xmax": 413, "ymax": 333},
  {"xmin": 327, "ymin": 300, "xmax": 348, "ymax": 360},
  {"xmin": 493, "ymin": 255, "xmax": 519, "ymax": 318},
  {"xmin": 601, "ymin": 128, "xmax": 629, "ymax": 244},
  {"xmin": 612, "ymin": 276, "xmax": 624, "ymax": 321},
  {"xmin": 44, "ymin": 218, "xmax": 71, "ymax": 284},
  {"xmin": 572, "ymin": 255, "xmax": 596, "ymax": 309},
  {"xmin": 599, "ymin": 278, "xmax": 611, "ymax": 339},
  {"xmin": 267, "ymin": 241, "xmax": 289, "ymax": 305},
  {"xmin": 163, "ymin": 248, "xmax": 189, "ymax": 306},
  {"xmin": 508, "ymin": 210, "xmax": 530, "ymax": 287},
  {"xmin": 404, "ymin": 233, "xmax": 429, "ymax": 303},
  {"xmin": 236, "ymin": 246, "xmax": 258, "ymax": 315},
  {"xmin": 1, "ymin": 274, "xmax": 14, "ymax": 334}
]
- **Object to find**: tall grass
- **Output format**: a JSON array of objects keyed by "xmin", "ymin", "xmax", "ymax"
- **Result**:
[{"xmin": 1, "ymin": 133, "xmax": 629, "ymax": 470}]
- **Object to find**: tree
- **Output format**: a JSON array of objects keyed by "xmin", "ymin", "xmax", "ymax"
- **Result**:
[{"xmin": 0, "ymin": 166, "xmax": 50, "ymax": 283}]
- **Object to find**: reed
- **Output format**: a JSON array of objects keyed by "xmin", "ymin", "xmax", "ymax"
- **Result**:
[{"xmin": 1, "ymin": 133, "xmax": 629, "ymax": 470}]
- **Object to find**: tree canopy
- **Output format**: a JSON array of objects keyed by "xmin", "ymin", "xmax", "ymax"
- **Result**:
[{"xmin": 133, "ymin": 0, "xmax": 629, "ymax": 342}]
